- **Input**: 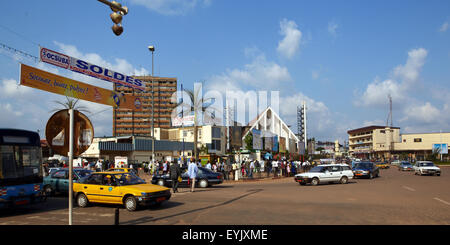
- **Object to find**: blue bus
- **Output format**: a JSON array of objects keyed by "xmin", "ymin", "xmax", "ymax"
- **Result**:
[{"xmin": 0, "ymin": 129, "xmax": 46, "ymax": 208}]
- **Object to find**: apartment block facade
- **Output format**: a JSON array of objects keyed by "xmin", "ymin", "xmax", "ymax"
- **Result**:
[{"xmin": 113, "ymin": 76, "xmax": 177, "ymax": 137}]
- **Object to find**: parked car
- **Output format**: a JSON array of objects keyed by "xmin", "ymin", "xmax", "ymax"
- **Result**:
[
  {"xmin": 391, "ymin": 160, "xmax": 401, "ymax": 166},
  {"xmin": 375, "ymin": 162, "xmax": 390, "ymax": 169},
  {"xmin": 294, "ymin": 164, "xmax": 354, "ymax": 186},
  {"xmin": 106, "ymin": 168, "xmax": 137, "ymax": 175},
  {"xmin": 48, "ymin": 167, "xmax": 61, "ymax": 176},
  {"xmin": 398, "ymin": 162, "xmax": 414, "ymax": 171},
  {"xmin": 43, "ymin": 168, "xmax": 93, "ymax": 195},
  {"xmin": 352, "ymin": 162, "xmax": 379, "ymax": 179},
  {"xmin": 73, "ymin": 172, "xmax": 171, "ymax": 211},
  {"xmin": 152, "ymin": 167, "xmax": 223, "ymax": 188},
  {"xmin": 413, "ymin": 161, "xmax": 441, "ymax": 176}
]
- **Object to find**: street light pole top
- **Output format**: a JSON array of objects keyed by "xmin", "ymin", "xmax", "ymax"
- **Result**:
[{"xmin": 148, "ymin": 45, "xmax": 155, "ymax": 52}]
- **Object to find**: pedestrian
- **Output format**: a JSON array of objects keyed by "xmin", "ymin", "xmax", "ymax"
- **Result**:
[
  {"xmin": 272, "ymin": 160, "xmax": 278, "ymax": 177},
  {"xmin": 206, "ymin": 161, "xmax": 211, "ymax": 170},
  {"xmin": 249, "ymin": 160, "xmax": 255, "ymax": 179},
  {"xmin": 169, "ymin": 161, "xmax": 181, "ymax": 193},
  {"xmin": 187, "ymin": 160, "xmax": 198, "ymax": 192},
  {"xmin": 232, "ymin": 161, "xmax": 239, "ymax": 181}
]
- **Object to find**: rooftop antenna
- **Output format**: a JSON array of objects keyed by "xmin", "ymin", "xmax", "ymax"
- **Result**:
[{"xmin": 386, "ymin": 94, "xmax": 393, "ymax": 127}]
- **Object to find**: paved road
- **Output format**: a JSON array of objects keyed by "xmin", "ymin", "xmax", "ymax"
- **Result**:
[{"xmin": 1, "ymin": 166, "xmax": 449, "ymax": 225}]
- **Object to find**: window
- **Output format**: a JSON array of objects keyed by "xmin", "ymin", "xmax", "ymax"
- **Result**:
[
  {"xmin": 52, "ymin": 170, "xmax": 67, "ymax": 179},
  {"xmin": 85, "ymin": 174, "xmax": 103, "ymax": 185},
  {"xmin": 414, "ymin": 138, "xmax": 422, "ymax": 142}
]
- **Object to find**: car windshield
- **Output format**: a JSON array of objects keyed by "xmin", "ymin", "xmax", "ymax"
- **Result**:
[
  {"xmin": 75, "ymin": 170, "xmax": 92, "ymax": 178},
  {"xmin": 401, "ymin": 163, "xmax": 412, "ymax": 166},
  {"xmin": 354, "ymin": 162, "xmax": 372, "ymax": 169},
  {"xmin": 419, "ymin": 162, "xmax": 435, "ymax": 167},
  {"xmin": 115, "ymin": 173, "xmax": 145, "ymax": 185},
  {"xmin": 309, "ymin": 166, "xmax": 325, "ymax": 172}
]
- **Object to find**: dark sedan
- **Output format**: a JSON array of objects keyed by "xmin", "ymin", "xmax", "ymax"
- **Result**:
[
  {"xmin": 398, "ymin": 162, "xmax": 414, "ymax": 171},
  {"xmin": 151, "ymin": 167, "xmax": 223, "ymax": 188},
  {"xmin": 352, "ymin": 162, "xmax": 379, "ymax": 179}
]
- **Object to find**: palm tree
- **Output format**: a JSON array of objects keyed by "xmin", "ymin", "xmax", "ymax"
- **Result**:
[
  {"xmin": 176, "ymin": 85, "xmax": 217, "ymax": 161},
  {"xmin": 52, "ymin": 96, "xmax": 90, "ymax": 114}
]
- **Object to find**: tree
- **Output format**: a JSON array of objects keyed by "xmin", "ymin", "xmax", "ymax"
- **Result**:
[
  {"xmin": 244, "ymin": 133, "xmax": 253, "ymax": 151},
  {"xmin": 175, "ymin": 86, "xmax": 216, "ymax": 161},
  {"xmin": 52, "ymin": 96, "xmax": 90, "ymax": 113}
]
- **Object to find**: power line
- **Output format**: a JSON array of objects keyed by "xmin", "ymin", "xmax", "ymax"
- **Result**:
[{"xmin": 0, "ymin": 41, "xmax": 39, "ymax": 63}]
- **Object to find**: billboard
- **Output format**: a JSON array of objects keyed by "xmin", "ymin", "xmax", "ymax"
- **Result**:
[
  {"xmin": 264, "ymin": 136, "xmax": 273, "ymax": 151},
  {"xmin": 172, "ymin": 115, "xmax": 195, "ymax": 127},
  {"xmin": 20, "ymin": 64, "xmax": 142, "ymax": 110},
  {"xmin": 279, "ymin": 137, "xmax": 286, "ymax": 153},
  {"xmin": 252, "ymin": 129, "xmax": 262, "ymax": 150},
  {"xmin": 40, "ymin": 47, "xmax": 146, "ymax": 91},
  {"xmin": 272, "ymin": 136, "xmax": 279, "ymax": 152},
  {"xmin": 433, "ymin": 144, "xmax": 448, "ymax": 154},
  {"xmin": 230, "ymin": 126, "xmax": 242, "ymax": 148}
]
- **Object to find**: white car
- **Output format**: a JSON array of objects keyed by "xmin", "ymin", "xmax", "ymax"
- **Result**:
[
  {"xmin": 413, "ymin": 161, "xmax": 441, "ymax": 176},
  {"xmin": 294, "ymin": 164, "xmax": 354, "ymax": 186}
]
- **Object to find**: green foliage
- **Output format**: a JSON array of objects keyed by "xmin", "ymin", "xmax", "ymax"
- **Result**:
[{"xmin": 244, "ymin": 133, "xmax": 253, "ymax": 151}]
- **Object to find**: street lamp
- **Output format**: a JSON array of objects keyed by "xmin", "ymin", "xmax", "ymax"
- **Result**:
[
  {"xmin": 148, "ymin": 45, "xmax": 155, "ymax": 164},
  {"xmin": 98, "ymin": 0, "xmax": 128, "ymax": 36}
]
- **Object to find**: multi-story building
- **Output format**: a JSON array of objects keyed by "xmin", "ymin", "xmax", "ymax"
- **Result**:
[
  {"xmin": 348, "ymin": 125, "xmax": 401, "ymax": 160},
  {"xmin": 348, "ymin": 125, "xmax": 450, "ymax": 161},
  {"xmin": 113, "ymin": 76, "xmax": 177, "ymax": 137}
]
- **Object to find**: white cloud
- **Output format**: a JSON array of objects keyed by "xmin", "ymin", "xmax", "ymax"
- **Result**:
[
  {"xmin": 128, "ymin": 0, "xmax": 211, "ymax": 15},
  {"xmin": 401, "ymin": 102, "xmax": 440, "ymax": 124},
  {"xmin": 356, "ymin": 48, "xmax": 427, "ymax": 108},
  {"xmin": 328, "ymin": 21, "xmax": 339, "ymax": 37},
  {"xmin": 0, "ymin": 78, "xmax": 32, "ymax": 97},
  {"xmin": 277, "ymin": 19, "xmax": 302, "ymax": 59},
  {"xmin": 207, "ymin": 52, "xmax": 292, "ymax": 92},
  {"xmin": 439, "ymin": 21, "xmax": 449, "ymax": 32}
]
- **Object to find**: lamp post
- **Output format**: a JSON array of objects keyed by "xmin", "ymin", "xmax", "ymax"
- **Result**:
[{"xmin": 148, "ymin": 45, "xmax": 155, "ymax": 164}]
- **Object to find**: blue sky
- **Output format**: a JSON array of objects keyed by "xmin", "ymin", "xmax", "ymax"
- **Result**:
[{"xmin": 1, "ymin": 0, "xmax": 450, "ymax": 143}]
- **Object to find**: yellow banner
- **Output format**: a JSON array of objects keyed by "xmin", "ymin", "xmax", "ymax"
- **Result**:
[{"xmin": 20, "ymin": 64, "xmax": 142, "ymax": 110}]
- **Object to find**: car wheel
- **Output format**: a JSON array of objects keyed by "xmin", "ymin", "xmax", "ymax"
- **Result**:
[
  {"xmin": 157, "ymin": 179, "xmax": 165, "ymax": 186},
  {"xmin": 199, "ymin": 179, "xmax": 209, "ymax": 188},
  {"xmin": 311, "ymin": 178, "xmax": 319, "ymax": 186},
  {"xmin": 124, "ymin": 196, "xmax": 137, "ymax": 211},
  {"xmin": 340, "ymin": 176, "xmax": 348, "ymax": 184},
  {"xmin": 77, "ymin": 193, "xmax": 89, "ymax": 208}
]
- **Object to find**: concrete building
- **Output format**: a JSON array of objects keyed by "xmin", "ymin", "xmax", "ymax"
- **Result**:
[
  {"xmin": 79, "ymin": 136, "xmax": 194, "ymax": 163},
  {"xmin": 153, "ymin": 125, "xmax": 227, "ymax": 156},
  {"xmin": 113, "ymin": 76, "xmax": 177, "ymax": 136},
  {"xmin": 348, "ymin": 125, "xmax": 450, "ymax": 161},
  {"xmin": 241, "ymin": 107, "xmax": 300, "ymax": 154}
]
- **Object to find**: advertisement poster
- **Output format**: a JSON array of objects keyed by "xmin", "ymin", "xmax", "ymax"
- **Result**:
[
  {"xmin": 264, "ymin": 136, "xmax": 273, "ymax": 151},
  {"xmin": 272, "ymin": 136, "xmax": 279, "ymax": 152},
  {"xmin": 252, "ymin": 129, "xmax": 262, "ymax": 150},
  {"xmin": 20, "ymin": 64, "xmax": 142, "ymax": 110},
  {"xmin": 40, "ymin": 47, "xmax": 146, "ymax": 91},
  {"xmin": 279, "ymin": 137, "xmax": 286, "ymax": 153},
  {"xmin": 433, "ymin": 143, "xmax": 448, "ymax": 154}
]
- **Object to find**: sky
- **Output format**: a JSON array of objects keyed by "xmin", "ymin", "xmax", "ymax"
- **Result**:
[{"xmin": 0, "ymin": 0, "xmax": 450, "ymax": 144}]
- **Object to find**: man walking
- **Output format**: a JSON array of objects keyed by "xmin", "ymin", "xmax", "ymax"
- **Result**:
[
  {"xmin": 169, "ymin": 161, "xmax": 181, "ymax": 193},
  {"xmin": 188, "ymin": 160, "xmax": 198, "ymax": 192}
]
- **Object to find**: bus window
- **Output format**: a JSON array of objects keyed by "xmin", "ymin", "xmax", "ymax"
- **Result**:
[{"xmin": 1, "ymin": 145, "xmax": 17, "ymax": 179}]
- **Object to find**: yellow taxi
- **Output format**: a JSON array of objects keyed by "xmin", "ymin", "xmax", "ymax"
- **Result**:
[
  {"xmin": 73, "ymin": 172, "xmax": 171, "ymax": 211},
  {"xmin": 375, "ymin": 162, "xmax": 390, "ymax": 169},
  {"xmin": 105, "ymin": 168, "xmax": 137, "ymax": 174}
]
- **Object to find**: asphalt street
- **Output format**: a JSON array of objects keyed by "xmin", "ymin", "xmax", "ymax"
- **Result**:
[{"xmin": 1, "ymin": 166, "xmax": 449, "ymax": 225}]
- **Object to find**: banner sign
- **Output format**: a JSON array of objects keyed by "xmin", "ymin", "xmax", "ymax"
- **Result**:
[
  {"xmin": 39, "ymin": 47, "xmax": 146, "ymax": 91},
  {"xmin": 20, "ymin": 64, "xmax": 142, "ymax": 110},
  {"xmin": 231, "ymin": 126, "xmax": 243, "ymax": 148},
  {"xmin": 172, "ymin": 115, "xmax": 195, "ymax": 127},
  {"xmin": 433, "ymin": 144, "xmax": 448, "ymax": 154},
  {"xmin": 279, "ymin": 137, "xmax": 286, "ymax": 153},
  {"xmin": 252, "ymin": 129, "xmax": 262, "ymax": 150},
  {"xmin": 272, "ymin": 136, "xmax": 279, "ymax": 152},
  {"xmin": 264, "ymin": 136, "xmax": 273, "ymax": 151}
]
